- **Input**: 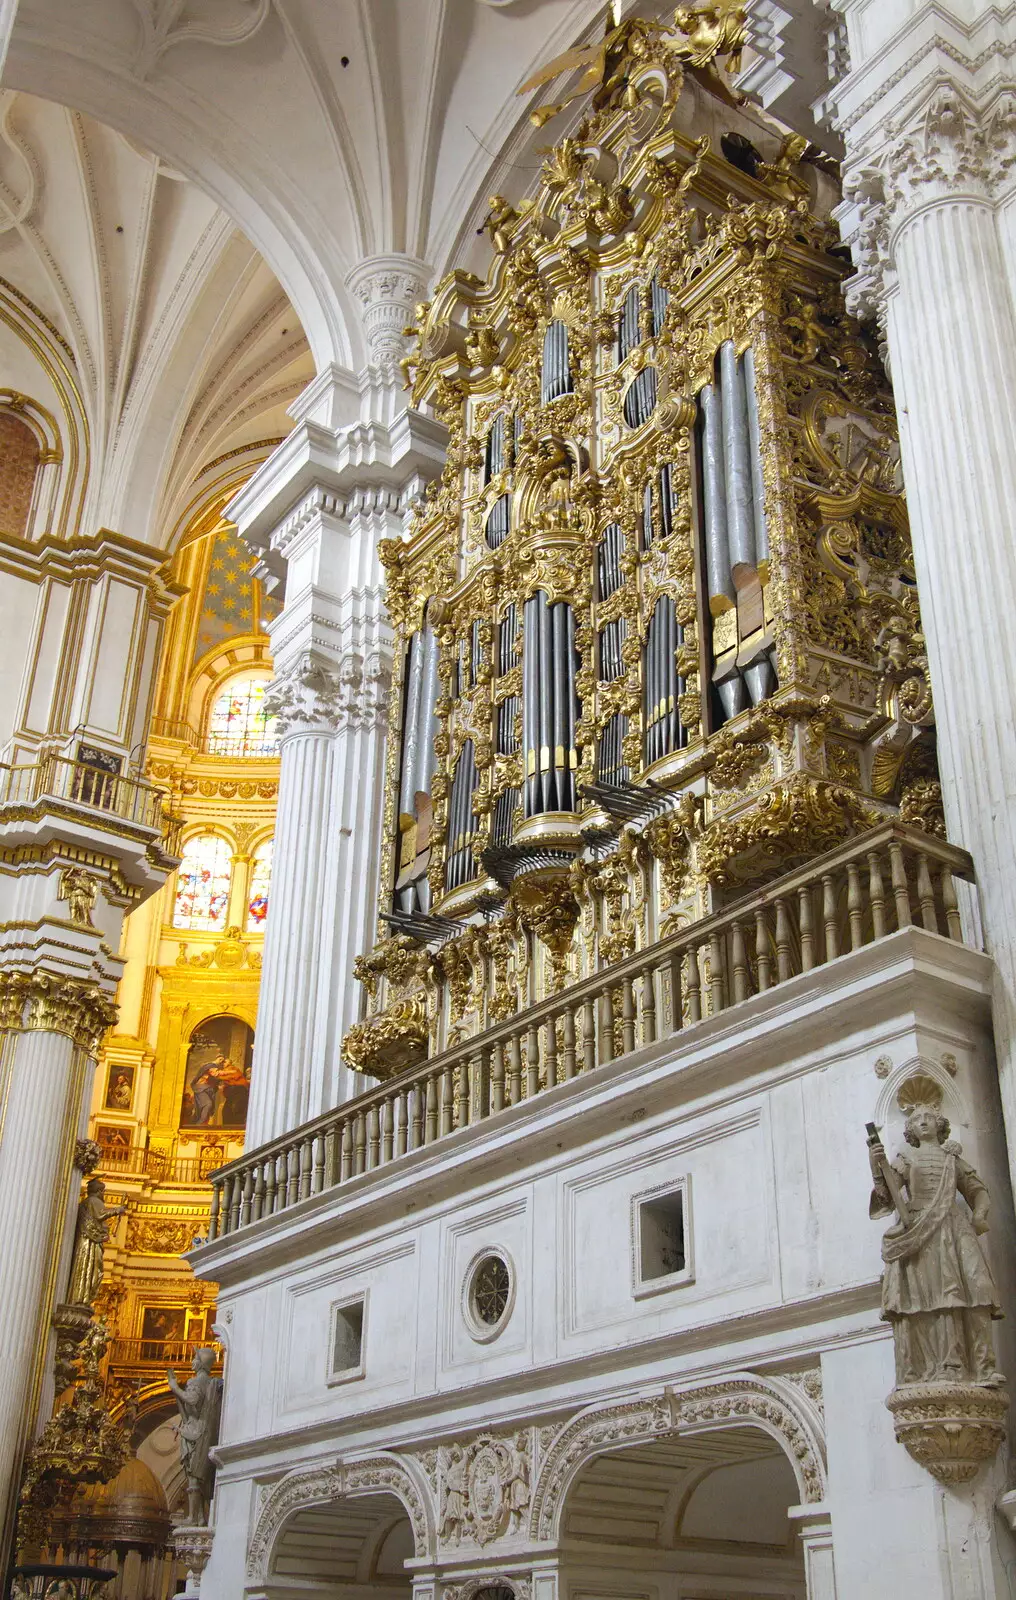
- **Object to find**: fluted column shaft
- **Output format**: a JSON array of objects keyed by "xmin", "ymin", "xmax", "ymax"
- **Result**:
[
  {"xmin": 245, "ymin": 699, "xmax": 389, "ymax": 1145},
  {"xmin": 0, "ymin": 1027, "xmax": 87, "ymax": 1545},
  {"xmin": 885, "ymin": 192, "xmax": 1016, "ymax": 1155}
]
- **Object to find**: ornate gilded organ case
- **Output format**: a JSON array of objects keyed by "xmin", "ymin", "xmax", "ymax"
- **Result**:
[{"xmin": 345, "ymin": 15, "xmax": 938, "ymax": 1076}]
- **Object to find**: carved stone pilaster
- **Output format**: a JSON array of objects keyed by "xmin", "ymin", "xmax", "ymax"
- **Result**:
[
  {"xmin": 265, "ymin": 650, "xmax": 391, "ymax": 737},
  {"xmin": 346, "ymin": 254, "xmax": 431, "ymax": 378}
]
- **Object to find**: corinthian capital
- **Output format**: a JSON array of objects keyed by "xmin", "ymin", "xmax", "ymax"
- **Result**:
[
  {"xmin": 838, "ymin": 87, "xmax": 1016, "ymax": 327},
  {"xmin": 266, "ymin": 651, "xmax": 392, "ymax": 737}
]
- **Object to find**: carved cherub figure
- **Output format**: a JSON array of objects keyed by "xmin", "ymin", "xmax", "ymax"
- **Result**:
[{"xmin": 868, "ymin": 1104, "xmax": 1004, "ymax": 1388}]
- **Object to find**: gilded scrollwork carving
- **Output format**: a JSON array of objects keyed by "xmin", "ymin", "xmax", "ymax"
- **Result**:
[{"xmin": 359, "ymin": 7, "xmax": 935, "ymax": 1061}]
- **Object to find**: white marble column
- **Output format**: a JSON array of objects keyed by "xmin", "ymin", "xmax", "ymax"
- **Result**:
[
  {"xmin": 832, "ymin": 53, "xmax": 1016, "ymax": 1183},
  {"xmin": 230, "ymin": 255, "xmax": 446, "ymax": 1148},
  {"xmin": 0, "ymin": 999, "xmax": 108, "ymax": 1557}
]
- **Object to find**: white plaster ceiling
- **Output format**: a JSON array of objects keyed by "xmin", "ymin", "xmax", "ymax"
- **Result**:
[
  {"xmin": 0, "ymin": 87, "xmax": 314, "ymax": 547},
  {"xmin": 2, "ymin": 0, "xmax": 679, "ymax": 369}
]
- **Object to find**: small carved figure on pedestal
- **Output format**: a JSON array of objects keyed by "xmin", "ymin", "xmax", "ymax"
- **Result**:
[
  {"xmin": 866, "ymin": 1082, "xmax": 1009, "ymax": 1482},
  {"xmin": 67, "ymin": 1178, "xmax": 127, "ymax": 1307},
  {"xmin": 168, "ymin": 1348, "xmax": 223, "ymax": 1526}
]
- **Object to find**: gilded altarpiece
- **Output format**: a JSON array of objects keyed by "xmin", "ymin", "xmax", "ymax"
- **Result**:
[{"xmin": 347, "ymin": 17, "xmax": 939, "ymax": 1078}]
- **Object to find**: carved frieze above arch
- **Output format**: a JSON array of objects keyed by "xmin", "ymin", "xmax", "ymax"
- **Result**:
[
  {"xmin": 530, "ymin": 1375, "xmax": 827, "ymax": 1540},
  {"xmin": 246, "ymin": 1451, "xmax": 434, "ymax": 1585}
]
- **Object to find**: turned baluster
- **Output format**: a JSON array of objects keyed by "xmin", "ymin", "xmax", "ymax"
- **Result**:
[
  {"xmin": 265, "ymin": 1155, "xmax": 278, "ymax": 1216},
  {"xmin": 472, "ymin": 1049, "xmax": 489, "ymax": 1122},
  {"xmin": 207, "ymin": 1183, "xmax": 221, "ymax": 1242},
  {"xmin": 846, "ymin": 860, "xmax": 864, "ymax": 950},
  {"xmin": 562, "ymin": 1007, "xmax": 577, "ymax": 1077},
  {"xmin": 916, "ymin": 852, "xmax": 937, "ymax": 932},
  {"xmin": 324, "ymin": 1124, "xmax": 340, "ymax": 1187},
  {"xmin": 599, "ymin": 989, "xmax": 613, "ymax": 1064},
  {"xmin": 669, "ymin": 949, "xmax": 683, "ymax": 1031},
  {"xmin": 440, "ymin": 1067, "xmax": 454, "ymax": 1136},
  {"xmin": 340, "ymin": 1120, "xmax": 353, "ymax": 1180},
  {"xmin": 382, "ymin": 1099, "xmax": 394, "ymax": 1163},
  {"xmin": 799, "ymin": 886, "xmax": 815, "ymax": 971},
  {"xmin": 491, "ymin": 1040, "xmax": 506, "ymax": 1113},
  {"xmin": 286, "ymin": 1145, "xmax": 300, "ymax": 1207},
  {"xmin": 621, "ymin": 976, "xmax": 636, "ymax": 1053},
  {"xmin": 686, "ymin": 946, "xmax": 702, "ymax": 1024},
  {"xmin": 227, "ymin": 1175, "xmax": 241, "ymax": 1232},
  {"xmin": 731, "ymin": 919, "xmax": 749, "ymax": 1004},
  {"xmin": 312, "ymin": 1133, "xmax": 325, "ymax": 1194},
  {"xmin": 641, "ymin": 966, "xmax": 657, "ymax": 1044},
  {"xmin": 755, "ymin": 908, "xmax": 771, "ymax": 992},
  {"xmin": 709, "ymin": 931, "xmax": 726, "ymax": 1013},
  {"xmin": 426, "ymin": 1072, "xmax": 439, "ymax": 1142},
  {"xmin": 582, "ymin": 996, "xmax": 596, "ymax": 1071},
  {"xmin": 241, "ymin": 1168, "xmax": 255, "ymax": 1227},
  {"xmin": 456, "ymin": 1061, "xmax": 469, "ymax": 1126},
  {"xmin": 526, "ymin": 1022, "xmax": 540, "ymax": 1097},
  {"xmin": 509, "ymin": 1032, "xmax": 523, "ymax": 1104},
  {"xmin": 867, "ymin": 848, "xmax": 887, "ymax": 939},
  {"xmin": 775, "ymin": 896, "xmax": 792, "ymax": 982},
  {"xmin": 400, "ymin": 1088, "xmax": 412, "ymax": 1152},
  {"xmin": 353, "ymin": 1112, "xmax": 367, "ymax": 1175},
  {"xmin": 544, "ymin": 1016, "xmax": 558, "ymax": 1088},
  {"xmin": 941, "ymin": 866, "xmax": 962, "ymax": 941},
  {"xmin": 889, "ymin": 840, "xmax": 912, "ymax": 928},
  {"xmin": 412, "ymin": 1082, "xmax": 426, "ymax": 1148},
  {"xmin": 366, "ymin": 1106, "xmax": 380, "ymax": 1170},
  {"xmin": 252, "ymin": 1164, "xmax": 266, "ymax": 1223},
  {"xmin": 299, "ymin": 1136, "xmax": 313, "ymax": 1199},
  {"xmin": 822, "ymin": 873, "xmax": 839, "ymax": 963}
]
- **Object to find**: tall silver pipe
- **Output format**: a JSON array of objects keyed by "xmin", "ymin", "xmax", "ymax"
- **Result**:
[
  {"xmin": 743, "ymin": 346, "xmax": 769, "ymax": 565},
  {"xmin": 650, "ymin": 275, "xmax": 669, "ymax": 338},
  {"xmin": 414, "ymin": 626, "xmax": 440, "ymax": 803},
  {"xmin": 700, "ymin": 384, "xmax": 731, "ymax": 601},
  {"xmin": 523, "ymin": 595, "xmax": 539, "ymax": 815},
  {"xmin": 399, "ymin": 631, "xmax": 424, "ymax": 816},
  {"xmin": 538, "ymin": 591, "xmax": 553, "ymax": 811},
  {"xmin": 565, "ymin": 603, "xmax": 577, "ymax": 807},
  {"xmin": 720, "ymin": 341, "xmax": 754, "ymax": 572}
]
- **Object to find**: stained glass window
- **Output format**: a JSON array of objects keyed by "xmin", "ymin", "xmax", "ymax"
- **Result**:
[
  {"xmin": 173, "ymin": 834, "xmax": 233, "ymax": 930},
  {"xmin": 207, "ymin": 673, "xmax": 278, "ymax": 757},
  {"xmin": 246, "ymin": 839, "xmax": 273, "ymax": 931}
]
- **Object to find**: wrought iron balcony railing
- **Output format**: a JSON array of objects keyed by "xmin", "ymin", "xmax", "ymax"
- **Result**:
[
  {"xmin": 206, "ymin": 823, "xmax": 976, "ymax": 1241},
  {"xmin": 0, "ymin": 753, "xmax": 183, "ymax": 857}
]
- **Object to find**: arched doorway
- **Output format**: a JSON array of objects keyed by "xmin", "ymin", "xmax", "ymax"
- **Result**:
[
  {"xmin": 266, "ymin": 1491, "xmax": 415, "ymax": 1597},
  {"xmin": 560, "ymin": 1431, "xmax": 806, "ymax": 1596}
]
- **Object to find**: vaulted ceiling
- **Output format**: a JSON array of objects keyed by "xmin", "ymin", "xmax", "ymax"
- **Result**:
[
  {"xmin": 0, "ymin": 87, "xmax": 314, "ymax": 547},
  {"xmin": 2, "ymin": 0, "xmax": 678, "ymax": 368}
]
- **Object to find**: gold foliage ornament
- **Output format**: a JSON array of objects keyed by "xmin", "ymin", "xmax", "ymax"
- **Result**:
[{"xmin": 18, "ymin": 1320, "xmax": 132, "ymax": 1547}]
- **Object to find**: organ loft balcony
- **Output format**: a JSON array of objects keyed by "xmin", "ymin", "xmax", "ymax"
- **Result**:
[{"xmin": 198, "ymin": 17, "xmax": 961, "ymax": 1241}]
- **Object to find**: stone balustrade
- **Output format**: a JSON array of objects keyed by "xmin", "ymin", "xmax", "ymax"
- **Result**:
[{"xmin": 208, "ymin": 822, "xmax": 974, "ymax": 1239}]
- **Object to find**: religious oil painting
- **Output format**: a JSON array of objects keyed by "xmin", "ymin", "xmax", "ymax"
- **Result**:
[
  {"xmin": 180, "ymin": 1014, "xmax": 254, "ymax": 1130},
  {"xmin": 94, "ymin": 1123, "xmax": 132, "ymax": 1159},
  {"xmin": 104, "ymin": 1063, "xmax": 134, "ymax": 1110},
  {"xmin": 140, "ymin": 1304, "xmax": 187, "ymax": 1358}
]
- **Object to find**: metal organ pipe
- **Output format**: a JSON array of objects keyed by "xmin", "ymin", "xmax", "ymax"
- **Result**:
[
  {"xmin": 446, "ymin": 740, "xmax": 478, "ymax": 890},
  {"xmin": 523, "ymin": 589, "xmax": 579, "ymax": 817},
  {"xmin": 743, "ymin": 348, "xmax": 769, "ymax": 565},
  {"xmin": 398, "ymin": 630, "xmax": 425, "ymax": 820},
  {"xmin": 700, "ymin": 383, "xmax": 731, "ymax": 602},
  {"xmin": 541, "ymin": 319, "xmax": 572, "ymax": 404},
  {"xmin": 720, "ymin": 340, "xmax": 755, "ymax": 572}
]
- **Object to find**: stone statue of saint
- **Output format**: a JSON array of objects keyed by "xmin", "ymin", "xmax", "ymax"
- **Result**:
[
  {"xmin": 67, "ymin": 1177, "xmax": 126, "ymax": 1306},
  {"xmin": 168, "ymin": 1347, "xmax": 222, "ymax": 1526},
  {"xmin": 868, "ymin": 1105, "xmax": 1005, "ymax": 1387}
]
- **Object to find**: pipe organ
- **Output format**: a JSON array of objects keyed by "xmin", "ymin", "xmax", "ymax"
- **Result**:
[{"xmin": 345, "ymin": 12, "xmax": 938, "ymax": 1077}]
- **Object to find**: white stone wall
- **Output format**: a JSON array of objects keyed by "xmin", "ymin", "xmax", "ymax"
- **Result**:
[{"xmin": 195, "ymin": 928, "xmax": 1016, "ymax": 1598}]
